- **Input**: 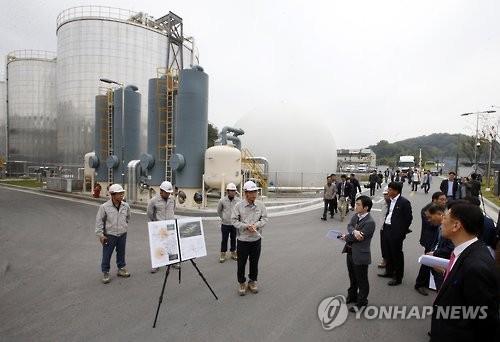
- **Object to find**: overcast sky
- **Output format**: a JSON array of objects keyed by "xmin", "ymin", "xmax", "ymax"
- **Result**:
[{"xmin": 1, "ymin": 0, "xmax": 499, "ymax": 148}]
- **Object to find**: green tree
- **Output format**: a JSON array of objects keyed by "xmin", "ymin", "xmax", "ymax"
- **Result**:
[{"xmin": 207, "ymin": 122, "xmax": 219, "ymax": 148}]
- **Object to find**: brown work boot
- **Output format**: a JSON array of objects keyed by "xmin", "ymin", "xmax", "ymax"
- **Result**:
[
  {"xmin": 248, "ymin": 281, "xmax": 259, "ymax": 294},
  {"xmin": 219, "ymin": 252, "xmax": 226, "ymax": 263},
  {"xmin": 117, "ymin": 268, "xmax": 130, "ymax": 277},
  {"xmin": 230, "ymin": 251, "xmax": 238, "ymax": 260},
  {"xmin": 238, "ymin": 283, "xmax": 247, "ymax": 296}
]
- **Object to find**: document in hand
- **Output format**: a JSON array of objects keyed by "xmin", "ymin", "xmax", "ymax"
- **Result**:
[
  {"xmin": 418, "ymin": 255, "xmax": 449, "ymax": 269},
  {"xmin": 326, "ymin": 229, "xmax": 344, "ymax": 242}
]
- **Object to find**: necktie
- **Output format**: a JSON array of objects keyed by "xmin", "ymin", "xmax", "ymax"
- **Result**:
[{"xmin": 443, "ymin": 252, "xmax": 456, "ymax": 283}]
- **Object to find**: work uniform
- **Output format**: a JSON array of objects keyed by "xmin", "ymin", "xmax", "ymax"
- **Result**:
[
  {"xmin": 95, "ymin": 199, "xmax": 131, "ymax": 273},
  {"xmin": 231, "ymin": 199, "xmax": 268, "ymax": 284},
  {"xmin": 217, "ymin": 196, "xmax": 240, "ymax": 253},
  {"xmin": 147, "ymin": 194, "xmax": 175, "ymax": 221}
]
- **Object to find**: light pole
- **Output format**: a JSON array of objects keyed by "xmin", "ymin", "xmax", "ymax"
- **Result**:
[
  {"xmin": 100, "ymin": 78, "xmax": 125, "ymax": 187},
  {"xmin": 460, "ymin": 110, "xmax": 496, "ymax": 174}
]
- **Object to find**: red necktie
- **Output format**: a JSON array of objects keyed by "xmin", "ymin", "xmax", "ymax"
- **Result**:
[{"xmin": 443, "ymin": 252, "xmax": 456, "ymax": 283}]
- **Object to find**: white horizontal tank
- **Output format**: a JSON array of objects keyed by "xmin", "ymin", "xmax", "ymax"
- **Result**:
[{"xmin": 204, "ymin": 145, "xmax": 242, "ymax": 189}]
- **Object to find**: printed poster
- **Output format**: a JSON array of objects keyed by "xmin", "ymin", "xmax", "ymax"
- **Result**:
[
  {"xmin": 148, "ymin": 220, "xmax": 181, "ymax": 268},
  {"xmin": 177, "ymin": 217, "xmax": 207, "ymax": 260}
]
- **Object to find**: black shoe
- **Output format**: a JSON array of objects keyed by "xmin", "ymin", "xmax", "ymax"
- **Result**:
[
  {"xmin": 321, "ymin": 217, "xmax": 327, "ymax": 221},
  {"xmin": 346, "ymin": 297, "xmax": 357, "ymax": 304},
  {"xmin": 415, "ymin": 287, "xmax": 428, "ymax": 296},
  {"xmin": 330, "ymin": 215, "xmax": 334, "ymax": 218},
  {"xmin": 378, "ymin": 273, "xmax": 392, "ymax": 278},
  {"xmin": 388, "ymin": 279, "xmax": 402, "ymax": 286}
]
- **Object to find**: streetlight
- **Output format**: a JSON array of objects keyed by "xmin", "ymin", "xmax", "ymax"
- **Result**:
[
  {"xmin": 460, "ymin": 109, "xmax": 496, "ymax": 173},
  {"xmin": 100, "ymin": 78, "xmax": 125, "ymax": 187}
]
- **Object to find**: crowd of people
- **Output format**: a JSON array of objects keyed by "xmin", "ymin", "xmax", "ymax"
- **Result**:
[{"xmin": 330, "ymin": 170, "xmax": 499, "ymax": 340}]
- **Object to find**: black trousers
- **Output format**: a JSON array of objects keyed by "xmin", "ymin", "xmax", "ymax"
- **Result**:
[
  {"xmin": 346, "ymin": 253, "xmax": 369, "ymax": 306},
  {"xmin": 380, "ymin": 229, "xmax": 388, "ymax": 259},
  {"xmin": 220, "ymin": 224, "xmax": 236, "ymax": 252},
  {"xmin": 423, "ymin": 183, "xmax": 430, "ymax": 193},
  {"xmin": 383, "ymin": 225, "xmax": 405, "ymax": 281},
  {"xmin": 350, "ymin": 194, "xmax": 356, "ymax": 209},
  {"xmin": 412, "ymin": 182, "xmax": 419, "ymax": 191},
  {"xmin": 369, "ymin": 184, "xmax": 376, "ymax": 196},
  {"xmin": 415, "ymin": 246, "xmax": 433, "ymax": 288},
  {"xmin": 237, "ymin": 239, "xmax": 261, "ymax": 284},
  {"xmin": 323, "ymin": 199, "xmax": 335, "ymax": 218}
]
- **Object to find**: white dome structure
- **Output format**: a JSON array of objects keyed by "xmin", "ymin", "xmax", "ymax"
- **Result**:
[{"xmin": 235, "ymin": 106, "xmax": 337, "ymax": 187}]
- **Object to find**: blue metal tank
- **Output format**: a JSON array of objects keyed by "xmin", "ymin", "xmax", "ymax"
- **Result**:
[
  {"xmin": 106, "ymin": 86, "xmax": 141, "ymax": 185},
  {"xmin": 170, "ymin": 66, "xmax": 209, "ymax": 188}
]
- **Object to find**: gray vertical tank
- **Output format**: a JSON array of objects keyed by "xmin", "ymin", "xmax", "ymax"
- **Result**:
[
  {"xmin": 92, "ymin": 94, "xmax": 109, "ymax": 182},
  {"xmin": 140, "ymin": 78, "xmax": 168, "ymax": 185},
  {"xmin": 170, "ymin": 66, "xmax": 208, "ymax": 188},
  {"xmin": 106, "ymin": 86, "xmax": 141, "ymax": 185}
]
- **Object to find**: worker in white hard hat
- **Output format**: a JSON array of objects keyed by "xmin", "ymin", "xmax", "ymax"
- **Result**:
[
  {"xmin": 147, "ymin": 180, "xmax": 177, "ymax": 273},
  {"xmin": 95, "ymin": 183, "xmax": 131, "ymax": 284},
  {"xmin": 231, "ymin": 180, "xmax": 268, "ymax": 296},
  {"xmin": 217, "ymin": 183, "xmax": 241, "ymax": 263}
]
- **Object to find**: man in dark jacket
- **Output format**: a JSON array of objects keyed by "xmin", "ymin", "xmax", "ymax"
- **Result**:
[
  {"xmin": 440, "ymin": 171, "xmax": 459, "ymax": 200},
  {"xmin": 378, "ymin": 182, "xmax": 413, "ymax": 286},
  {"xmin": 414, "ymin": 192, "xmax": 447, "ymax": 295},
  {"xmin": 349, "ymin": 173, "xmax": 362, "ymax": 210},
  {"xmin": 430, "ymin": 202, "xmax": 499, "ymax": 341},
  {"xmin": 341, "ymin": 196, "xmax": 376, "ymax": 312},
  {"xmin": 368, "ymin": 171, "xmax": 378, "ymax": 197}
]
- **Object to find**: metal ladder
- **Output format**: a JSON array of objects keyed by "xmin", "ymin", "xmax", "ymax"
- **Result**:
[
  {"xmin": 106, "ymin": 90, "xmax": 114, "ymax": 184},
  {"xmin": 156, "ymin": 68, "xmax": 178, "ymax": 182},
  {"xmin": 241, "ymin": 148, "xmax": 268, "ymax": 192}
]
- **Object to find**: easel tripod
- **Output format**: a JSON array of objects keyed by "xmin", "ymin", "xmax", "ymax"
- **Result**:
[{"xmin": 152, "ymin": 259, "xmax": 218, "ymax": 328}]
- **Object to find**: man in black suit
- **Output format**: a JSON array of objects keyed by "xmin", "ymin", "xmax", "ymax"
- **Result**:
[
  {"xmin": 378, "ymin": 182, "xmax": 413, "ymax": 286},
  {"xmin": 439, "ymin": 171, "xmax": 459, "ymax": 200},
  {"xmin": 414, "ymin": 192, "xmax": 447, "ymax": 295},
  {"xmin": 349, "ymin": 173, "xmax": 362, "ymax": 210},
  {"xmin": 430, "ymin": 201, "xmax": 499, "ymax": 341},
  {"xmin": 341, "ymin": 195, "xmax": 376, "ymax": 312},
  {"xmin": 337, "ymin": 175, "xmax": 353, "ymax": 218}
]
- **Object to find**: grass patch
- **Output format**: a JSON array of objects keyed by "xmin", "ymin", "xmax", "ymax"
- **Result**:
[
  {"xmin": 481, "ymin": 178, "xmax": 500, "ymax": 207},
  {"xmin": 0, "ymin": 178, "xmax": 43, "ymax": 188}
]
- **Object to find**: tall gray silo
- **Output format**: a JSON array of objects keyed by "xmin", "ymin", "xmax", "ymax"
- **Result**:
[
  {"xmin": 92, "ymin": 94, "xmax": 109, "ymax": 182},
  {"xmin": 56, "ymin": 6, "xmax": 197, "ymax": 165},
  {"xmin": 0, "ymin": 81, "xmax": 6, "ymax": 159},
  {"xmin": 106, "ymin": 86, "xmax": 141, "ymax": 185},
  {"xmin": 6, "ymin": 50, "xmax": 57, "ymax": 164},
  {"xmin": 140, "ymin": 76, "xmax": 177, "ymax": 185},
  {"xmin": 170, "ymin": 66, "xmax": 208, "ymax": 204}
]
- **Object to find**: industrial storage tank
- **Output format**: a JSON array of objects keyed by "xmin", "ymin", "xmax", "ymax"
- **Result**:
[
  {"xmin": 170, "ymin": 67, "xmax": 208, "ymax": 203},
  {"xmin": 106, "ymin": 86, "xmax": 141, "ymax": 185},
  {"xmin": 56, "ymin": 6, "xmax": 196, "ymax": 165},
  {"xmin": 204, "ymin": 145, "xmax": 242, "ymax": 189},
  {"xmin": 0, "ymin": 81, "xmax": 6, "ymax": 159},
  {"xmin": 235, "ymin": 105, "xmax": 337, "ymax": 187},
  {"xmin": 6, "ymin": 50, "xmax": 57, "ymax": 164},
  {"xmin": 92, "ymin": 94, "xmax": 109, "ymax": 182}
]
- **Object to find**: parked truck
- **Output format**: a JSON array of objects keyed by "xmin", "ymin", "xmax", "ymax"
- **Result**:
[{"xmin": 398, "ymin": 155, "xmax": 415, "ymax": 172}]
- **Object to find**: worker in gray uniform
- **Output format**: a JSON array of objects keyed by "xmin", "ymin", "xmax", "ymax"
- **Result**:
[
  {"xmin": 217, "ymin": 182, "xmax": 241, "ymax": 263},
  {"xmin": 95, "ymin": 184, "xmax": 131, "ymax": 284},
  {"xmin": 147, "ymin": 180, "xmax": 177, "ymax": 273},
  {"xmin": 231, "ymin": 181, "xmax": 268, "ymax": 296}
]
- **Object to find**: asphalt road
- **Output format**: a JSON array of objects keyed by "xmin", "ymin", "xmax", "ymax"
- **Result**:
[{"xmin": 0, "ymin": 182, "xmax": 448, "ymax": 341}]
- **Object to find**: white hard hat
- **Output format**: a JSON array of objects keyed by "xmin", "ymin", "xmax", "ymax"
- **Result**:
[
  {"xmin": 109, "ymin": 184, "xmax": 125, "ymax": 194},
  {"xmin": 226, "ymin": 183, "xmax": 237, "ymax": 191},
  {"xmin": 160, "ymin": 181, "xmax": 174, "ymax": 193},
  {"xmin": 243, "ymin": 180, "xmax": 258, "ymax": 192}
]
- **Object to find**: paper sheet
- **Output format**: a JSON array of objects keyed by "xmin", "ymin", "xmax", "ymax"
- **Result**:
[
  {"xmin": 326, "ymin": 229, "xmax": 345, "ymax": 242},
  {"xmin": 418, "ymin": 255, "xmax": 449, "ymax": 269}
]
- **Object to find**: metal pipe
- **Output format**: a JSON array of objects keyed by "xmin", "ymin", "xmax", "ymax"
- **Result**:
[
  {"xmin": 127, "ymin": 160, "xmax": 141, "ymax": 203},
  {"xmin": 244, "ymin": 156, "xmax": 269, "ymax": 177},
  {"xmin": 224, "ymin": 135, "xmax": 242, "ymax": 150},
  {"xmin": 219, "ymin": 126, "xmax": 245, "ymax": 146}
]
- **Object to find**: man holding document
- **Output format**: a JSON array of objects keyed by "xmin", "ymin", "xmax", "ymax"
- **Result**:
[{"xmin": 339, "ymin": 195, "xmax": 376, "ymax": 312}]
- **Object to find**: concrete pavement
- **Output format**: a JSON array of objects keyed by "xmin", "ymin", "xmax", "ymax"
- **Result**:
[{"xmin": 0, "ymin": 181, "xmax": 474, "ymax": 341}]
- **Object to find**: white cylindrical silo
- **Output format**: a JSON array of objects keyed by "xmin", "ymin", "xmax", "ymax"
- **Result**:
[
  {"xmin": 6, "ymin": 50, "xmax": 57, "ymax": 164},
  {"xmin": 204, "ymin": 145, "xmax": 242, "ymax": 189},
  {"xmin": 56, "ymin": 6, "xmax": 195, "ymax": 165}
]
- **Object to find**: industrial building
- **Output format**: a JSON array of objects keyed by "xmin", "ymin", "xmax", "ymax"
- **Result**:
[{"xmin": 336, "ymin": 148, "xmax": 376, "ymax": 172}]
